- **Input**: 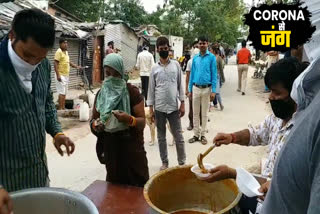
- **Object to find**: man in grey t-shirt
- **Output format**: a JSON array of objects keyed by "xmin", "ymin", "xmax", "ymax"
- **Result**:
[
  {"xmin": 147, "ymin": 36, "xmax": 186, "ymax": 171},
  {"xmin": 261, "ymin": 57, "xmax": 320, "ymax": 214}
]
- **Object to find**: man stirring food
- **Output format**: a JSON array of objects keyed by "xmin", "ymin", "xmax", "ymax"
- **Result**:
[{"xmin": 201, "ymin": 58, "xmax": 308, "ymax": 214}]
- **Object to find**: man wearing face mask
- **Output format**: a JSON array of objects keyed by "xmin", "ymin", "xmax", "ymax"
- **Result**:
[
  {"xmin": 147, "ymin": 36, "xmax": 186, "ymax": 171},
  {"xmin": 201, "ymin": 57, "xmax": 306, "ymax": 214},
  {"xmin": 0, "ymin": 9, "xmax": 75, "ymax": 192}
]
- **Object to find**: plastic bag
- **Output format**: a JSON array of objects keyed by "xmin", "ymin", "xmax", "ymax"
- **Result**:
[{"xmin": 103, "ymin": 110, "xmax": 129, "ymax": 133}]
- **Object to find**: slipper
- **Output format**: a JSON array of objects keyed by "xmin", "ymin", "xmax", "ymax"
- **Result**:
[
  {"xmin": 188, "ymin": 136, "xmax": 199, "ymax": 144},
  {"xmin": 201, "ymin": 136, "xmax": 208, "ymax": 145}
]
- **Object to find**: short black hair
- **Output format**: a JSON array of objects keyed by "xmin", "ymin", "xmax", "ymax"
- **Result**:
[
  {"xmin": 12, "ymin": 9, "xmax": 55, "ymax": 48},
  {"xmin": 198, "ymin": 36, "xmax": 208, "ymax": 42},
  {"xmin": 156, "ymin": 36, "xmax": 169, "ymax": 48},
  {"xmin": 192, "ymin": 40, "xmax": 198, "ymax": 46},
  {"xmin": 211, "ymin": 47, "xmax": 220, "ymax": 55},
  {"xmin": 59, "ymin": 38, "xmax": 67, "ymax": 44},
  {"xmin": 143, "ymin": 45, "xmax": 148, "ymax": 50},
  {"xmin": 265, "ymin": 57, "xmax": 306, "ymax": 93},
  {"xmin": 107, "ymin": 41, "xmax": 114, "ymax": 46},
  {"xmin": 241, "ymin": 40, "xmax": 247, "ymax": 47}
]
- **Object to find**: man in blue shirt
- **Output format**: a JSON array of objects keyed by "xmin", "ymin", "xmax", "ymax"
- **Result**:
[{"xmin": 188, "ymin": 36, "xmax": 217, "ymax": 145}]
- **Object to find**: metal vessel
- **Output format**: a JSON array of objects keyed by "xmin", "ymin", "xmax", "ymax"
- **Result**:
[
  {"xmin": 144, "ymin": 165, "xmax": 242, "ymax": 214},
  {"xmin": 10, "ymin": 187, "xmax": 99, "ymax": 214}
]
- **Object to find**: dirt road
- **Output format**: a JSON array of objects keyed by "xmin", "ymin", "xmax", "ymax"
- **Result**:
[{"xmin": 46, "ymin": 56, "xmax": 271, "ymax": 191}]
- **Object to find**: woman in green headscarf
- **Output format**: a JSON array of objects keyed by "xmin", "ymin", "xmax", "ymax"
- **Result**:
[{"xmin": 90, "ymin": 53, "xmax": 149, "ymax": 187}]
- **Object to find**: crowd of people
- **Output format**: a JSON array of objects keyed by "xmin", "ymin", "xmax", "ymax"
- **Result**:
[{"xmin": 1, "ymin": 8, "xmax": 320, "ymax": 214}]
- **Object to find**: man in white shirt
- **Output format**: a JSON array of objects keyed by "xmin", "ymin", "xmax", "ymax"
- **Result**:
[
  {"xmin": 190, "ymin": 41, "xmax": 199, "ymax": 59},
  {"xmin": 185, "ymin": 47, "xmax": 200, "ymax": 130},
  {"xmin": 136, "ymin": 46, "xmax": 155, "ymax": 105}
]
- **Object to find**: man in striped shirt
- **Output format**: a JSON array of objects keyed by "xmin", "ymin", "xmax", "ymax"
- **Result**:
[{"xmin": 0, "ymin": 9, "xmax": 75, "ymax": 192}]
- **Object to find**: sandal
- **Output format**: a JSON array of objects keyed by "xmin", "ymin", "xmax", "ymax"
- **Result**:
[
  {"xmin": 201, "ymin": 136, "xmax": 208, "ymax": 145},
  {"xmin": 188, "ymin": 136, "xmax": 199, "ymax": 144}
]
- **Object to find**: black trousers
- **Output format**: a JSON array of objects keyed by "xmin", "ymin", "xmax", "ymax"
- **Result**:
[
  {"xmin": 188, "ymin": 96, "xmax": 202, "ymax": 128},
  {"xmin": 239, "ymin": 195, "xmax": 258, "ymax": 214},
  {"xmin": 141, "ymin": 76, "xmax": 149, "ymax": 106}
]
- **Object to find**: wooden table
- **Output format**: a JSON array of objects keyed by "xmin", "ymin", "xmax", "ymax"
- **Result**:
[{"xmin": 83, "ymin": 180, "xmax": 150, "ymax": 214}]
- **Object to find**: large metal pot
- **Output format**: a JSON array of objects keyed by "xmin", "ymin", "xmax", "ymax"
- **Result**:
[
  {"xmin": 10, "ymin": 188, "xmax": 99, "ymax": 214},
  {"xmin": 144, "ymin": 165, "xmax": 242, "ymax": 214}
]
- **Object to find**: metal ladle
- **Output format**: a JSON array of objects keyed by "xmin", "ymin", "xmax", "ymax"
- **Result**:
[{"xmin": 197, "ymin": 144, "xmax": 216, "ymax": 173}]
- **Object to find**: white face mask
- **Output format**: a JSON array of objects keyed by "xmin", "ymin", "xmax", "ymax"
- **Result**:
[{"xmin": 8, "ymin": 39, "xmax": 40, "ymax": 93}]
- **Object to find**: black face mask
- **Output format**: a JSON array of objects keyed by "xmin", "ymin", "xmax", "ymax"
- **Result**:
[
  {"xmin": 270, "ymin": 99, "xmax": 296, "ymax": 120},
  {"xmin": 159, "ymin": 50, "xmax": 169, "ymax": 59}
]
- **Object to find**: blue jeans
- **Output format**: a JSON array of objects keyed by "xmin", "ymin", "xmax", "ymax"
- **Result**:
[{"xmin": 213, "ymin": 93, "xmax": 222, "ymax": 106}]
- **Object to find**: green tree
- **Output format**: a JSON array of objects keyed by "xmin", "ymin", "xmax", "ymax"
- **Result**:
[
  {"xmin": 147, "ymin": 5, "xmax": 166, "ymax": 28},
  {"xmin": 157, "ymin": 0, "xmax": 245, "ymax": 46},
  {"xmin": 54, "ymin": 0, "xmax": 103, "ymax": 22},
  {"xmin": 54, "ymin": 0, "xmax": 246, "ymax": 46},
  {"xmin": 166, "ymin": 0, "xmax": 199, "ymax": 44},
  {"xmin": 55, "ymin": 0, "xmax": 148, "ymax": 27},
  {"xmin": 103, "ymin": 0, "xmax": 148, "ymax": 27}
]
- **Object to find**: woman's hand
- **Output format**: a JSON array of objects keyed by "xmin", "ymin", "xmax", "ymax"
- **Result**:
[
  {"xmin": 113, "ymin": 111, "xmax": 131, "ymax": 124},
  {"xmin": 92, "ymin": 118, "xmax": 105, "ymax": 132}
]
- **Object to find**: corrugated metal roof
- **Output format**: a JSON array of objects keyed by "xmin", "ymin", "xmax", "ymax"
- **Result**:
[
  {"xmin": 0, "ymin": 29, "xmax": 9, "ymax": 40},
  {"xmin": 74, "ymin": 20, "xmax": 139, "ymax": 37},
  {"xmin": 0, "ymin": 2, "xmax": 19, "ymax": 27},
  {"xmin": 108, "ymin": 20, "xmax": 137, "ymax": 34},
  {"xmin": 48, "ymin": 3, "xmax": 82, "ymax": 22},
  {"xmin": 0, "ymin": 0, "xmax": 88, "ymax": 39},
  {"xmin": 73, "ymin": 22, "xmax": 98, "ymax": 31}
]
